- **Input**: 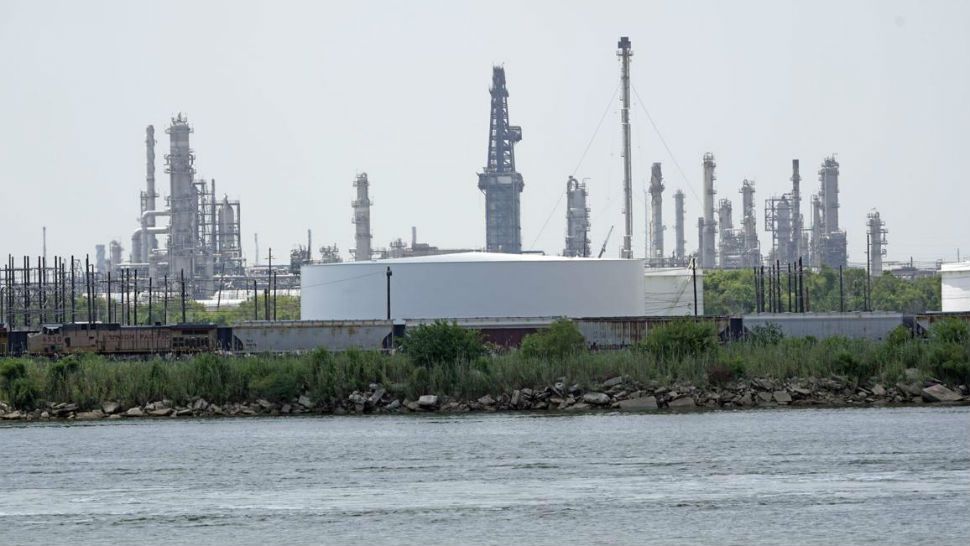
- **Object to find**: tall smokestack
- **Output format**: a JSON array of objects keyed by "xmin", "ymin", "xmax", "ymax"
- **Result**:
[
  {"xmin": 618, "ymin": 36, "xmax": 634, "ymax": 259},
  {"xmin": 353, "ymin": 173, "xmax": 373, "ymax": 261},
  {"xmin": 648, "ymin": 163, "xmax": 664, "ymax": 266},
  {"xmin": 674, "ymin": 190, "xmax": 685, "ymax": 262},
  {"xmin": 867, "ymin": 210, "xmax": 886, "ymax": 276},
  {"xmin": 140, "ymin": 125, "xmax": 158, "ymax": 264},
  {"xmin": 701, "ymin": 153, "xmax": 717, "ymax": 268},
  {"xmin": 790, "ymin": 159, "xmax": 802, "ymax": 261}
]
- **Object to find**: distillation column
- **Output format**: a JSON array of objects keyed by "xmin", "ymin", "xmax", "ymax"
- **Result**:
[
  {"xmin": 790, "ymin": 159, "xmax": 802, "ymax": 261},
  {"xmin": 820, "ymin": 157, "xmax": 840, "ymax": 234},
  {"xmin": 867, "ymin": 210, "xmax": 887, "ymax": 276},
  {"xmin": 700, "ymin": 153, "xmax": 717, "ymax": 268},
  {"xmin": 740, "ymin": 180, "xmax": 760, "ymax": 266},
  {"xmin": 648, "ymin": 162, "xmax": 664, "ymax": 266},
  {"xmin": 813, "ymin": 156, "xmax": 847, "ymax": 268},
  {"xmin": 617, "ymin": 36, "xmax": 634, "ymax": 259},
  {"xmin": 352, "ymin": 173, "xmax": 373, "ymax": 261},
  {"xmin": 673, "ymin": 190, "xmax": 686, "ymax": 264},
  {"xmin": 165, "ymin": 114, "xmax": 197, "ymax": 283},
  {"xmin": 140, "ymin": 125, "xmax": 158, "ymax": 265},
  {"xmin": 564, "ymin": 176, "xmax": 591, "ymax": 257},
  {"xmin": 717, "ymin": 199, "xmax": 735, "ymax": 267}
]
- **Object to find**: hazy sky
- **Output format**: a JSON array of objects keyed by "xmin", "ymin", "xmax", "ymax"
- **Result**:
[{"xmin": 1, "ymin": 0, "xmax": 967, "ymax": 266}]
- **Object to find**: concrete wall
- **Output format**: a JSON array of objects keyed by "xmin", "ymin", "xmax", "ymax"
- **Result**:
[{"xmin": 741, "ymin": 312, "xmax": 905, "ymax": 341}]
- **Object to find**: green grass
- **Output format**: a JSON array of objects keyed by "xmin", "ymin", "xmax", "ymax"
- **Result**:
[{"xmin": 2, "ymin": 334, "xmax": 966, "ymax": 411}]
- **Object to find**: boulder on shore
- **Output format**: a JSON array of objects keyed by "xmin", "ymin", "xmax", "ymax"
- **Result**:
[
  {"xmin": 583, "ymin": 392, "xmax": 611, "ymax": 406},
  {"xmin": 125, "ymin": 407, "xmax": 145, "ymax": 417},
  {"xmin": 417, "ymin": 395, "xmax": 439, "ymax": 408},
  {"xmin": 101, "ymin": 401, "xmax": 122, "ymax": 414},
  {"xmin": 921, "ymin": 384, "xmax": 962, "ymax": 403},
  {"xmin": 773, "ymin": 391, "xmax": 793, "ymax": 404},
  {"xmin": 602, "ymin": 376, "xmax": 625, "ymax": 388},
  {"xmin": 617, "ymin": 396, "xmax": 658, "ymax": 410},
  {"xmin": 668, "ymin": 397, "xmax": 696, "ymax": 409}
]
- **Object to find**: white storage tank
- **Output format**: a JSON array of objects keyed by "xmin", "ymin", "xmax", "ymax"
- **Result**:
[
  {"xmin": 941, "ymin": 262, "xmax": 970, "ymax": 312},
  {"xmin": 644, "ymin": 267, "xmax": 703, "ymax": 316},
  {"xmin": 301, "ymin": 252, "xmax": 646, "ymax": 320}
]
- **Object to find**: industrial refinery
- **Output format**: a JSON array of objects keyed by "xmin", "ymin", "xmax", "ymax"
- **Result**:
[{"xmin": 2, "ymin": 34, "xmax": 925, "ymax": 331}]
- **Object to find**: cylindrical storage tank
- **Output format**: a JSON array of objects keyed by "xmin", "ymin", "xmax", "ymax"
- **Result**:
[
  {"xmin": 941, "ymin": 262, "xmax": 970, "ymax": 312},
  {"xmin": 644, "ymin": 268, "xmax": 703, "ymax": 316},
  {"xmin": 301, "ymin": 253, "xmax": 646, "ymax": 320}
]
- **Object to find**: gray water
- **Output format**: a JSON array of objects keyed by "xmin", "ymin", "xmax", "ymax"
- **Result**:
[{"xmin": 1, "ymin": 408, "xmax": 968, "ymax": 545}]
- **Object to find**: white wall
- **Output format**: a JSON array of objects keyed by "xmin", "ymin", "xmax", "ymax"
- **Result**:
[
  {"xmin": 644, "ymin": 268, "xmax": 703, "ymax": 316},
  {"xmin": 301, "ymin": 255, "xmax": 645, "ymax": 320},
  {"xmin": 942, "ymin": 263, "xmax": 970, "ymax": 312}
]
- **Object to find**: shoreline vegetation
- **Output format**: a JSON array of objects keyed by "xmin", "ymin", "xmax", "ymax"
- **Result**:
[{"xmin": 2, "ymin": 319, "xmax": 968, "ymax": 422}]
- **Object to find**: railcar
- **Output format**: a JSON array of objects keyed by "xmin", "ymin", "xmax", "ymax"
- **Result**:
[{"xmin": 27, "ymin": 323, "xmax": 220, "ymax": 356}]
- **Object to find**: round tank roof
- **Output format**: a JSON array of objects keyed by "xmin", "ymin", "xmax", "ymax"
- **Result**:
[{"xmin": 310, "ymin": 252, "xmax": 634, "ymax": 266}]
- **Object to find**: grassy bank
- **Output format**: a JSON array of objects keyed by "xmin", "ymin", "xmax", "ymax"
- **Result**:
[{"xmin": 2, "ymin": 319, "xmax": 969, "ymax": 412}]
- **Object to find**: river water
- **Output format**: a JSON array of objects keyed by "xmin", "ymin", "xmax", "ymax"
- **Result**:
[{"xmin": 1, "ymin": 407, "xmax": 968, "ymax": 545}]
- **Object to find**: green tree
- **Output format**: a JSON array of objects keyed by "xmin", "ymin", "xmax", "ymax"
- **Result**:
[{"xmin": 520, "ymin": 319, "xmax": 586, "ymax": 359}]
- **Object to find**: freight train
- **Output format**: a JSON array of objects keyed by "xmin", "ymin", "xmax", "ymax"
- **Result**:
[
  {"xmin": 4, "ymin": 317, "xmax": 725, "ymax": 357},
  {"xmin": 1, "ymin": 311, "xmax": 966, "ymax": 357}
]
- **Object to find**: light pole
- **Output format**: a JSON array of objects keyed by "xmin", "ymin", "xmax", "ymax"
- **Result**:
[{"xmin": 385, "ymin": 266, "xmax": 392, "ymax": 321}]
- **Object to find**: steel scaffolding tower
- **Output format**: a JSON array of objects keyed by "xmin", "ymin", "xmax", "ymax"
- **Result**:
[{"xmin": 478, "ymin": 66, "xmax": 524, "ymax": 253}]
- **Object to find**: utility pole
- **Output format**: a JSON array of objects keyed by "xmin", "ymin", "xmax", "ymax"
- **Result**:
[
  {"xmin": 70, "ymin": 256, "xmax": 75, "ymax": 323},
  {"xmin": 691, "ymin": 258, "xmax": 698, "ymax": 316},
  {"xmin": 787, "ymin": 263, "xmax": 792, "ymax": 312},
  {"xmin": 839, "ymin": 265, "xmax": 844, "ymax": 312},
  {"xmin": 180, "ymin": 269, "xmax": 186, "ymax": 324},
  {"xmin": 618, "ymin": 36, "xmax": 634, "ymax": 259},
  {"xmin": 386, "ymin": 266, "xmax": 393, "ymax": 320},
  {"xmin": 148, "ymin": 277, "xmax": 153, "ymax": 325},
  {"xmin": 866, "ymin": 232, "xmax": 871, "ymax": 312},
  {"xmin": 753, "ymin": 266, "xmax": 760, "ymax": 313}
]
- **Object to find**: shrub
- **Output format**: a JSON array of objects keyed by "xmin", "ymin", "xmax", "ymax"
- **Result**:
[
  {"xmin": 934, "ymin": 361, "xmax": 970, "ymax": 386},
  {"xmin": 885, "ymin": 325, "xmax": 912, "ymax": 347},
  {"xmin": 400, "ymin": 321, "xmax": 485, "ymax": 368},
  {"xmin": 46, "ymin": 358, "xmax": 81, "ymax": 403},
  {"xmin": 707, "ymin": 357, "xmax": 745, "ymax": 386},
  {"xmin": 748, "ymin": 323, "xmax": 784, "ymax": 346},
  {"xmin": 830, "ymin": 349, "xmax": 876, "ymax": 381},
  {"xmin": 639, "ymin": 320, "xmax": 718, "ymax": 359},
  {"xmin": 0, "ymin": 361, "xmax": 38, "ymax": 410},
  {"xmin": 520, "ymin": 319, "xmax": 586, "ymax": 359},
  {"xmin": 930, "ymin": 319, "xmax": 969, "ymax": 345},
  {"xmin": 927, "ymin": 342, "xmax": 969, "ymax": 385}
]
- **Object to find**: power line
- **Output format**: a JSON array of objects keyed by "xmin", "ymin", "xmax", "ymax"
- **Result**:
[
  {"xmin": 631, "ymin": 84, "xmax": 702, "ymax": 206},
  {"xmin": 528, "ymin": 83, "xmax": 621, "ymax": 251}
]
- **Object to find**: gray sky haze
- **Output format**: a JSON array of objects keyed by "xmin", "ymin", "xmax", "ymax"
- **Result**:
[{"xmin": 1, "ymin": 0, "xmax": 967, "ymax": 265}]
